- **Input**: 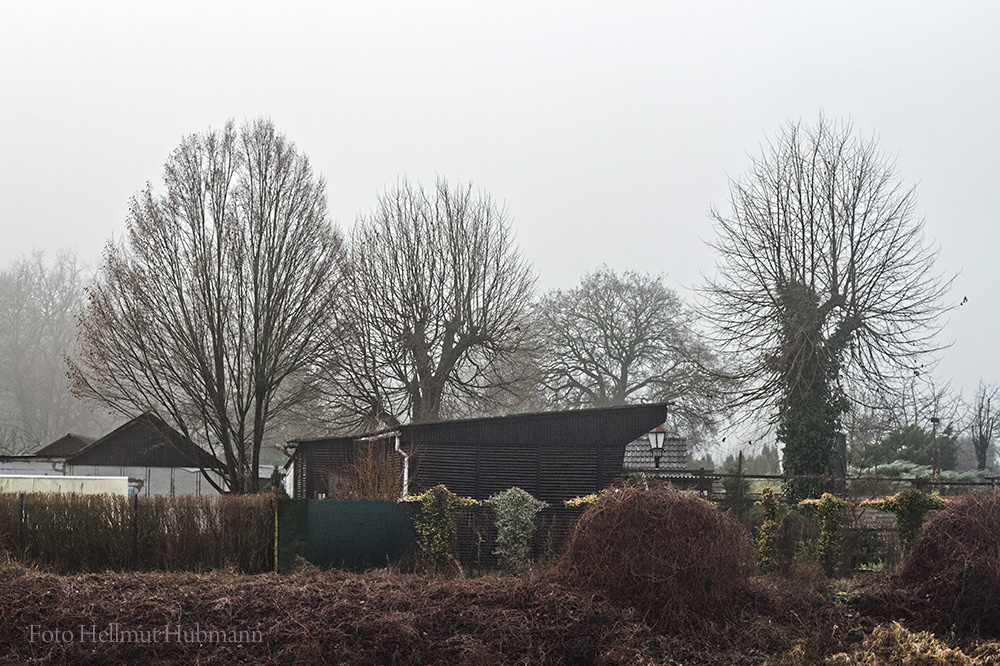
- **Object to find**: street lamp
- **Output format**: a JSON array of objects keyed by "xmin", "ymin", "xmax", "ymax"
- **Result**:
[
  {"xmin": 648, "ymin": 427, "xmax": 666, "ymax": 469},
  {"xmin": 931, "ymin": 416, "xmax": 941, "ymax": 480}
]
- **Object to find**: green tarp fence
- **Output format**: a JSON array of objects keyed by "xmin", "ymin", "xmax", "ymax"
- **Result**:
[{"xmin": 277, "ymin": 499, "xmax": 416, "ymax": 573}]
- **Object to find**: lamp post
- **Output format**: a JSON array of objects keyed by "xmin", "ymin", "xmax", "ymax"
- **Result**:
[{"xmin": 648, "ymin": 427, "xmax": 666, "ymax": 469}]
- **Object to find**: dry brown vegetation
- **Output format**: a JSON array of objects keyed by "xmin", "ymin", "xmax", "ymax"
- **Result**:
[
  {"xmin": 825, "ymin": 622, "xmax": 1000, "ymax": 666},
  {"xmin": 0, "ymin": 485, "xmax": 857, "ymax": 665},
  {"xmin": 554, "ymin": 484, "xmax": 755, "ymax": 631},
  {"xmin": 855, "ymin": 489, "xmax": 1000, "ymax": 640},
  {"xmin": 0, "ymin": 558, "xmax": 871, "ymax": 666},
  {"xmin": 336, "ymin": 441, "xmax": 404, "ymax": 501},
  {"xmin": 7, "ymin": 486, "xmax": 1000, "ymax": 664}
]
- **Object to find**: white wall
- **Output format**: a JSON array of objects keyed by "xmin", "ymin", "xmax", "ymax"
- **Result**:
[
  {"xmin": 0, "ymin": 459, "xmax": 223, "ymax": 496},
  {"xmin": 0, "ymin": 474, "xmax": 129, "ymax": 495}
]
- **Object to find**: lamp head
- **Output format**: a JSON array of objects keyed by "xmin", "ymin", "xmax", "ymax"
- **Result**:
[{"xmin": 648, "ymin": 428, "xmax": 666, "ymax": 452}]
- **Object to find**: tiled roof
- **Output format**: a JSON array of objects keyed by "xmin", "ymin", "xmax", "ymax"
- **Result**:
[{"xmin": 622, "ymin": 435, "xmax": 687, "ymax": 472}]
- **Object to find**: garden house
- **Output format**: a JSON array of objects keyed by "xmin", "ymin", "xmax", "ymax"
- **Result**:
[
  {"xmin": 0, "ymin": 413, "xmax": 225, "ymax": 496},
  {"xmin": 287, "ymin": 403, "xmax": 671, "ymax": 503}
]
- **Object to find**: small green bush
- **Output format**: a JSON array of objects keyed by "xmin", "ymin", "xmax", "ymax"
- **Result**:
[
  {"xmin": 756, "ymin": 487, "xmax": 782, "ymax": 571},
  {"xmin": 799, "ymin": 493, "xmax": 848, "ymax": 577},
  {"xmin": 751, "ymin": 488, "xmax": 823, "ymax": 574},
  {"xmin": 863, "ymin": 489, "xmax": 946, "ymax": 551},
  {"xmin": 564, "ymin": 492, "xmax": 602, "ymax": 509},
  {"xmin": 485, "ymin": 487, "xmax": 547, "ymax": 572},
  {"xmin": 401, "ymin": 485, "xmax": 477, "ymax": 576}
]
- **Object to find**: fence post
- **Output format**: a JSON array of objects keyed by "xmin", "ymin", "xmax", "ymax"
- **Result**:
[
  {"xmin": 131, "ymin": 492, "xmax": 138, "ymax": 566},
  {"xmin": 273, "ymin": 494, "xmax": 279, "ymax": 574},
  {"xmin": 18, "ymin": 492, "xmax": 25, "ymax": 557}
]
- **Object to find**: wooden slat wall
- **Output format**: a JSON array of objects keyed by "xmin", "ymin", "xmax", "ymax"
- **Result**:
[
  {"xmin": 294, "ymin": 439, "xmax": 357, "ymax": 499},
  {"xmin": 294, "ymin": 455, "xmax": 308, "ymax": 499},
  {"xmin": 477, "ymin": 443, "xmax": 538, "ymax": 499},
  {"xmin": 409, "ymin": 443, "xmax": 478, "ymax": 498},
  {"xmin": 539, "ymin": 442, "xmax": 598, "ymax": 503},
  {"xmin": 406, "ymin": 404, "xmax": 668, "ymax": 502}
]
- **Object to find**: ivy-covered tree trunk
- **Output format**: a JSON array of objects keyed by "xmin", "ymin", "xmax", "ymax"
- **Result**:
[{"xmin": 774, "ymin": 283, "xmax": 849, "ymax": 501}]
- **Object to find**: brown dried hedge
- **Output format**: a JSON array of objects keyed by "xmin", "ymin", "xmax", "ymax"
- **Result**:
[
  {"xmin": 0, "ymin": 493, "xmax": 273, "ymax": 574},
  {"xmin": 893, "ymin": 489, "xmax": 1000, "ymax": 637},
  {"xmin": 554, "ymin": 485, "xmax": 755, "ymax": 631}
]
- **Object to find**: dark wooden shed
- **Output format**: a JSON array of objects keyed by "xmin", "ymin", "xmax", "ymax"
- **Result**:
[{"xmin": 290, "ymin": 403, "xmax": 669, "ymax": 503}]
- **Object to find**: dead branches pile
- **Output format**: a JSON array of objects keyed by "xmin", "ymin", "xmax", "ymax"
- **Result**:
[
  {"xmin": 853, "ymin": 489, "xmax": 1000, "ymax": 638},
  {"xmin": 0, "ymin": 564, "xmax": 675, "ymax": 666},
  {"xmin": 554, "ymin": 485, "xmax": 755, "ymax": 631},
  {"xmin": 896, "ymin": 490, "xmax": 1000, "ymax": 636}
]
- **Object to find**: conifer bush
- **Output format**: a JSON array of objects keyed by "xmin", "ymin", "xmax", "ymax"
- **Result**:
[{"xmin": 756, "ymin": 487, "xmax": 782, "ymax": 571}]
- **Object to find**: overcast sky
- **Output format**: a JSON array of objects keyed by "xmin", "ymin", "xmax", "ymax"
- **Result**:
[{"xmin": 2, "ymin": 2, "xmax": 998, "ymax": 433}]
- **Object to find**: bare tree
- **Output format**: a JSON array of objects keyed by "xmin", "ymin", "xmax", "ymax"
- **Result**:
[
  {"xmin": 702, "ymin": 117, "xmax": 951, "ymax": 497},
  {"xmin": 848, "ymin": 379, "xmax": 965, "ymax": 471},
  {"xmin": 537, "ymin": 266, "xmax": 725, "ymax": 440},
  {"xmin": 68, "ymin": 119, "xmax": 343, "ymax": 492},
  {"xmin": 0, "ymin": 252, "xmax": 114, "ymax": 453},
  {"xmin": 969, "ymin": 382, "xmax": 1000, "ymax": 470},
  {"xmin": 326, "ymin": 178, "xmax": 536, "ymax": 429},
  {"xmin": 852, "ymin": 375, "xmax": 959, "ymax": 432}
]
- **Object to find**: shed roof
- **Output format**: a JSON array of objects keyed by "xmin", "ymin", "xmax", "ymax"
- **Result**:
[
  {"xmin": 67, "ymin": 413, "xmax": 224, "ymax": 470},
  {"xmin": 35, "ymin": 433, "xmax": 96, "ymax": 457},
  {"xmin": 293, "ymin": 403, "xmax": 671, "ymax": 450},
  {"xmin": 291, "ymin": 404, "xmax": 671, "ymax": 501}
]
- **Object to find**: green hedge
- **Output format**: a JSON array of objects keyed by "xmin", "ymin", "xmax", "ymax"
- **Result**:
[{"xmin": 0, "ymin": 493, "xmax": 273, "ymax": 574}]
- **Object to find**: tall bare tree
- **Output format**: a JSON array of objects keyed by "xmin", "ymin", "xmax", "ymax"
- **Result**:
[
  {"xmin": 327, "ymin": 178, "xmax": 536, "ymax": 429},
  {"xmin": 68, "ymin": 119, "xmax": 342, "ymax": 492},
  {"xmin": 969, "ymin": 382, "xmax": 1000, "ymax": 470},
  {"xmin": 0, "ymin": 252, "xmax": 114, "ymax": 453},
  {"xmin": 702, "ymin": 117, "xmax": 951, "ymax": 497},
  {"xmin": 537, "ymin": 266, "xmax": 725, "ymax": 440}
]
